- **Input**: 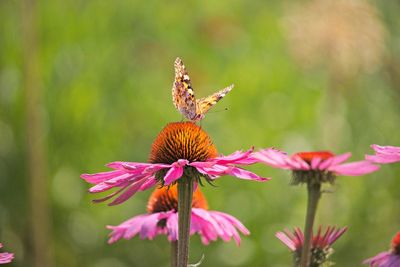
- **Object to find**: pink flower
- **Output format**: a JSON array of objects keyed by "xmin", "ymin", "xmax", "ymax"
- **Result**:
[
  {"xmin": 253, "ymin": 149, "xmax": 379, "ymax": 184},
  {"xmin": 0, "ymin": 243, "xmax": 13, "ymax": 265},
  {"xmin": 276, "ymin": 226, "xmax": 347, "ymax": 266},
  {"xmin": 363, "ymin": 231, "xmax": 400, "ymax": 267},
  {"xmin": 81, "ymin": 122, "xmax": 270, "ymax": 205},
  {"xmin": 107, "ymin": 185, "xmax": 249, "ymax": 246},
  {"xmin": 366, "ymin": 145, "xmax": 400, "ymax": 164}
]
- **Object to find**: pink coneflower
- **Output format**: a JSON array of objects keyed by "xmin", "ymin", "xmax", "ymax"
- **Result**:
[
  {"xmin": 366, "ymin": 145, "xmax": 400, "ymax": 164},
  {"xmin": 363, "ymin": 231, "xmax": 400, "ymax": 267},
  {"xmin": 253, "ymin": 149, "xmax": 379, "ymax": 184},
  {"xmin": 276, "ymin": 226, "xmax": 347, "ymax": 266},
  {"xmin": 81, "ymin": 122, "xmax": 269, "ymax": 205},
  {"xmin": 0, "ymin": 243, "xmax": 13, "ymax": 264},
  {"xmin": 107, "ymin": 184, "xmax": 249, "ymax": 245}
]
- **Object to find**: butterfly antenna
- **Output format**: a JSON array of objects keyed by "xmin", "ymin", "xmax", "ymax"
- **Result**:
[{"xmin": 207, "ymin": 107, "xmax": 229, "ymax": 114}]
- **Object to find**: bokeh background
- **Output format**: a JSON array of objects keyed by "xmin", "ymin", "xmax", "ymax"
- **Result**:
[{"xmin": 1, "ymin": 0, "xmax": 399, "ymax": 266}]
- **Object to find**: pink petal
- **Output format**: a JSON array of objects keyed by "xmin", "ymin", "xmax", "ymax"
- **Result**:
[
  {"xmin": 166, "ymin": 213, "xmax": 179, "ymax": 241},
  {"xmin": 108, "ymin": 177, "xmax": 151, "ymax": 206},
  {"xmin": 253, "ymin": 148, "xmax": 292, "ymax": 169},
  {"xmin": 286, "ymin": 156, "xmax": 310, "ymax": 170},
  {"xmin": 212, "ymin": 148, "xmax": 256, "ymax": 165},
  {"xmin": 81, "ymin": 170, "xmax": 127, "ymax": 184},
  {"xmin": 107, "ymin": 212, "xmax": 173, "ymax": 243},
  {"xmin": 371, "ymin": 144, "xmax": 400, "ymax": 154},
  {"xmin": 139, "ymin": 177, "xmax": 158, "ymax": 191},
  {"xmin": 276, "ymin": 232, "xmax": 296, "ymax": 251},
  {"xmin": 164, "ymin": 160, "xmax": 188, "ymax": 185},
  {"xmin": 227, "ymin": 167, "xmax": 270, "ymax": 182},
  {"xmin": 319, "ymin": 153, "xmax": 352, "ymax": 170},
  {"xmin": 311, "ymin": 157, "xmax": 322, "ymax": 169},
  {"xmin": 192, "ymin": 208, "xmax": 249, "ymax": 246},
  {"xmin": 0, "ymin": 252, "xmax": 14, "ymax": 264},
  {"xmin": 363, "ymin": 251, "xmax": 392, "ymax": 266},
  {"xmin": 328, "ymin": 161, "xmax": 380, "ymax": 176}
]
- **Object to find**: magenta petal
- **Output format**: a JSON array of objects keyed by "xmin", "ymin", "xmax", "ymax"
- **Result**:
[
  {"xmin": 0, "ymin": 243, "xmax": 13, "ymax": 264},
  {"xmin": 212, "ymin": 148, "xmax": 255, "ymax": 165},
  {"xmin": 107, "ymin": 212, "xmax": 174, "ymax": 243},
  {"xmin": 363, "ymin": 251, "xmax": 393, "ymax": 266},
  {"xmin": 366, "ymin": 154, "xmax": 400, "ymax": 164},
  {"xmin": 139, "ymin": 213, "xmax": 162, "ymax": 240},
  {"xmin": 191, "ymin": 208, "xmax": 249, "ymax": 246},
  {"xmin": 276, "ymin": 232, "xmax": 296, "ymax": 251},
  {"xmin": 164, "ymin": 160, "xmax": 188, "ymax": 185},
  {"xmin": 108, "ymin": 177, "xmax": 150, "ymax": 206},
  {"xmin": 139, "ymin": 177, "xmax": 158, "ymax": 191},
  {"xmin": 166, "ymin": 213, "xmax": 179, "ymax": 241},
  {"xmin": 92, "ymin": 186, "xmax": 127, "ymax": 203},
  {"xmin": 287, "ymin": 156, "xmax": 310, "ymax": 170},
  {"xmin": 311, "ymin": 157, "xmax": 322, "ymax": 169},
  {"xmin": 81, "ymin": 170, "xmax": 127, "ymax": 184},
  {"xmin": 227, "ymin": 167, "xmax": 270, "ymax": 182},
  {"xmin": 366, "ymin": 144, "xmax": 400, "ymax": 164},
  {"xmin": 0, "ymin": 252, "xmax": 14, "ymax": 264},
  {"xmin": 253, "ymin": 148, "xmax": 292, "ymax": 169},
  {"xmin": 328, "ymin": 161, "xmax": 380, "ymax": 176},
  {"xmin": 372, "ymin": 144, "xmax": 400, "ymax": 154}
]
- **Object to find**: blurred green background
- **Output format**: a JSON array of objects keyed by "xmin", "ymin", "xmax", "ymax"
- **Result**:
[{"xmin": 1, "ymin": 0, "xmax": 399, "ymax": 266}]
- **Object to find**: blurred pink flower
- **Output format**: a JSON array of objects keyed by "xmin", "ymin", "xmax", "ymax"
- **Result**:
[
  {"xmin": 107, "ymin": 185, "xmax": 249, "ymax": 246},
  {"xmin": 0, "ymin": 243, "xmax": 13, "ymax": 264},
  {"xmin": 254, "ymin": 149, "xmax": 379, "ymax": 184},
  {"xmin": 366, "ymin": 145, "xmax": 400, "ymax": 164},
  {"xmin": 81, "ymin": 122, "xmax": 269, "ymax": 206},
  {"xmin": 364, "ymin": 231, "xmax": 400, "ymax": 267},
  {"xmin": 276, "ymin": 226, "xmax": 347, "ymax": 266}
]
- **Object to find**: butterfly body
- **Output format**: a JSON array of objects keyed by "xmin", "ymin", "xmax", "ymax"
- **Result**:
[{"xmin": 172, "ymin": 57, "xmax": 233, "ymax": 121}]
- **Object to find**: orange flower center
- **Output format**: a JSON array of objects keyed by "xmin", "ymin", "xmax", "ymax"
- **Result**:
[
  {"xmin": 392, "ymin": 232, "xmax": 400, "ymax": 254},
  {"xmin": 149, "ymin": 122, "xmax": 218, "ymax": 164},
  {"xmin": 147, "ymin": 185, "xmax": 209, "ymax": 213},
  {"xmin": 293, "ymin": 151, "xmax": 334, "ymax": 163}
]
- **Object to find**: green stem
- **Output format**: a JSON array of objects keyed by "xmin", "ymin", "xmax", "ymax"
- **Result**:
[
  {"xmin": 171, "ymin": 241, "xmax": 177, "ymax": 267},
  {"xmin": 177, "ymin": 177, "xmax": 194, "ymax": 267},
  {"xmin": 299, "ymin": 182, "xmax": 321, "ymax": 267}
]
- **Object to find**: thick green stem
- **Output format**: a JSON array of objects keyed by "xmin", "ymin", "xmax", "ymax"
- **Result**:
[
  {"xmin": 171, "ymin": 241, "xmax": 177, "ymax": 267},
  {"xmin": 299, "ymin": 182, "xmax": 321, "ymax": 267},
  {"xmin": 177, "ymin": 177, "xmax": 194, "ymax": 267}
]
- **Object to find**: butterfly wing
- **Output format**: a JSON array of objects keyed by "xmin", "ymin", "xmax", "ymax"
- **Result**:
[
  {"xmin": 196, "ymin": 84, "xmax": 234, "ymax": 119},
  {"xmin": 172, "ymin": 57, "xmax": 198, "ymax": 121}
]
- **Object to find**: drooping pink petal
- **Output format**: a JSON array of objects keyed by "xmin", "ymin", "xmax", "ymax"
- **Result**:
[
  {"xmin": 108, "ymin": 177, "xmax": 151, "ymax": 206},
  {"xmin": 163, "ymin": 159, "xmax": 189, "ymax": 185},
  {"xmin": 0, "ymin": 243, "xmax": 14, "ymax": 264},
  {"xmin": 311, "ymin": 157, "xmax": 323, "ymax": 169},
  {"xmin": 276, "ymin": 226, "xmax": 347, "ymax": 253},
  {"xmin": 139, "ymin": 177, "xmax": 158, "ymax": 191},
  {"xmin": 288, "ymin": 155, "xmax": 311, "ymax": 170},
  {"xmin": 166, "ymin": 213, "xmax": 179, "ymax": 241},
  {"xmin": 0, "ymin": 253, "xmax": 13, "ymax": 264},
  {"xmin": 81, "ymin": 170, "xmax": 128, "ymax": 184},
  {"xmin": 276, "ymin": 231, "xmax": 297, "ymax": 251},
  {"xmin": 363, "ymin": 251, "xmax": 393, "ymax": 266},
  {"xmin": 211, "ymin": 211, "xmax": 250, "ymax": 236},
  {"xmin": 107, "ymin": 212, "xmax": 173, "ymax": 243},
  {"xmin": 328, "ymin": 161, "xmax": 380, "ymax": 176},
  {"xmin": 366, "ymin": 144, "xmax": 400, "ymax": 164},
  {"xmin": 82, "ymin": 161, "xmax": 173, "ymax": 204},
  {"xmin": 226, "ymin": 167, "xmax": 270, "ymax": 182},
  {"xmin": 372, "ymin": 144, "xmax": 400, "ymax": 155},
  {"xmin": 253, "ymin": 148, "xmax": 292, "ymax": 169},
  {"xmin": 108, "ymin": 208, "xmax": 249, "ymax": 246},
  {"xmin": 212, "ymin": 148, "xmax": 258, "ymax": 165}
]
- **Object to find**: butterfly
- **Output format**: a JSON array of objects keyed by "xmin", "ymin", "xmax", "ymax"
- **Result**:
[{"xmin": 172, "ymin": 57, "xmax": 234, "ymax": 121}]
